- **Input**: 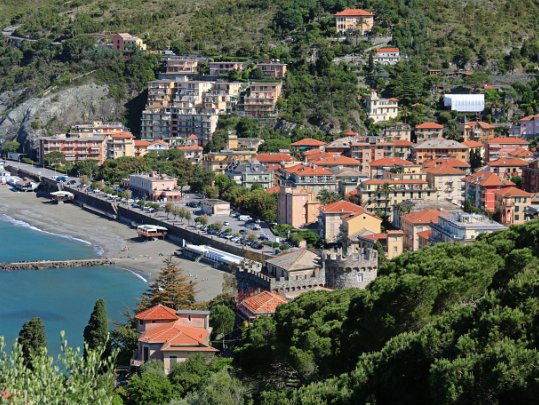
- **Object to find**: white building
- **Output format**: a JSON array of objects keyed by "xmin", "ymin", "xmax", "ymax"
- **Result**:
[
  {"xmin": 366, "ymin": 90, "xmax": 399, "ymax": 123},
  {"xmin": 373, "ymin": 48, "xmax": 400, "ymax": 65}
]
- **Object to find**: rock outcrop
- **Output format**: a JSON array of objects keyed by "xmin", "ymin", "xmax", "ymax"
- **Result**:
[{"xmin": 0, "ymin": 83, "xmax": 122, "ymax": 153}]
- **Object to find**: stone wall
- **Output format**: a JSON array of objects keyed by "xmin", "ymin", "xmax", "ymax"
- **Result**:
[{"xmin": 325, "ymin": 248, "xmax": 378, "ymax": 289}]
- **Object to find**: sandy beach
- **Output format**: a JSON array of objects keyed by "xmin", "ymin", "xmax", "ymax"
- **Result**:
[{"xmin": 0, "ymin": 186, "xmax": 224, "ymax": 301}]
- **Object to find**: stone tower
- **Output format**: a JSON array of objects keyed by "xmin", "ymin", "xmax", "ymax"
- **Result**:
[{"xmin": 323, "ymin": 238, "xmax": 378, "ymax": 290}]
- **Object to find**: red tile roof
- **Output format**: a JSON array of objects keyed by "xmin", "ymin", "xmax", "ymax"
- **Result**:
[
  {"xmin": 177, "ymin": 145, "xmax": 202, "ymax": 151},
  {"xmin": 284, "ymin": 164, "xmax": 333, "ymax": 176},
  {"xmin": 401, "ymin": 209, "xmax": 443, "ymax": 225},
  {"xmin": 303, "ymin": 150, "xmax": 336, "ymax": 160},
  {"xmin": 416, "ymin": 122, "xmax": 444, "ymax": 129},
  {"xmin": 362, "ymin": 179, "xmax": 427, "ymax": 185},
  {"xmin": 135, "ymin": 140, "xmax": 151, "ymax": 147},
  {"xmin": 519, "ymin": 114, "xmax": 539, "ymax": 122},
  {"xmin": 494, "ymin": 186, "xmax": 532, "ymax": 198},
  {"xmin": 335, "ymin": 9, "xmax": 374, "ymax": 16},
  {"xmin": 310, "ymin": 155, "xmax": 361, "ymax": 166},
  {"xmin": 135, "ymin": 304, "xmax": 178, "ymax": 321},
  {"xmin": 464, "ymin": 170, "xmax": 514, "ymax": 187},
  {"xmin": 393, "ymin": 140, "xmax": 414, "ymax": 147},
  {"xmin": 465, "ymin": 121, "xmax": 495, "ymax": 129},
  {"xmin": 266, "ymin": 186, "xmax": 280, "ymax": 194},
  {"xmin": 376, "ymin": 47, "xmax": 399, "ymax": 53},
  {"xmin": 370, "ymin": 157, "xmax": 414, "ymax": 167},
  {"xmin": 462, "ymin": 140, "xmax": 483, "ymax": 148},
  {"xmin": 187, "ymin": 134, "xmax": 199, "ymax": 140},
  {"xmin": 508, "ymin": 147, "xmax": 533, "ymax": 158},
  {"xmin": 139, "ymin": 321, "xmax": 218, "ymax": 352},
  {"xmin": 320, "ymin": 200, "xmax": 364, "ymax": 214},
  {"xmin": 424, "ymin": 165, "xmax": 466, "ymax": 175},
  {"xmin": 423, "ymin": 158, "xmax": 470, "ymax": 168},
  {"xmin": 361, "ymin": 233, "xmax": 387, "ymax": 240},
  {"xmin": 240, "ymin": 291, "xmax": 287, "ymax": 315},
  {"xmin": 417, "ymin": 230, "xmax": 432, "ymax": 240},
  {"xmin": 291, "ymin": 138, "xmax": 326, "ymax": 147},
  {"xmin": 255, "ymin": 152, "xmax": 292, "ymax": 163},
  {"xmin": 344, "ymin": 130, "xmax": 359, "ymax": 136},
  {"xmin": 488, "ymin": 157, "xmax": 529, "ymax": 167},
  {"xmin": 109, "ymin": 132, "xmax": 134, "ymax": 139},
  {"xmin": 487, "ymin": 137, "xmax": 528, "ymax": 145}
]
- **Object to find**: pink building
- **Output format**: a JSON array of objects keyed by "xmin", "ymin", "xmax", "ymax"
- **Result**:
[
  {"xmin": 487, "ymin": 157, "xmax": 529, "ymax": 180},
  {"xmin": 494, "ymin": 187, "xmax": 532, "ymax": 225},
  {"xmin": 350, "ymin": 140, "xmax": 394, "ymax": 174},
  {"xmin": 129, "ymin": 172, "xmax": 181, "ymax": 201},
  {"xmin": 256, "ymin": 62, "xmax": 287, "ymax": 79},
  {"xmin": 464, "ymin": 171, "xmax": 514, "ymax": 212},
  {"xmin": 485, "ymin": 137, "xmax": 530, "ymax": 161},
  {"xmin": 38, "ymin": 135, "xmax": 106, "ymax": 165}
]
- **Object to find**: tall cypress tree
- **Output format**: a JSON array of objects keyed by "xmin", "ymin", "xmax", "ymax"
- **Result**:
[
  {"xmin": 83, "ymin": 298, "xmax": 109, "ymax": 355},
  {"xmin": 18, "ymin": 316, "xmax": 47, "ymax": 369}
]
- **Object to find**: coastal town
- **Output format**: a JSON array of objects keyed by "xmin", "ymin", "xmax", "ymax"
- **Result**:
[{"xmin": 0, "ymin": 2, "xmax": 539, "ymax": 404}]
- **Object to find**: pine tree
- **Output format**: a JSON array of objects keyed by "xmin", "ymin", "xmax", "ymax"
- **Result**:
[
  {"xmin": 17, "ymin": 317, "xmax": 46, "ymax": 369},
  {"xmin": 138, "ymin": 256, "xmax": 197, "ymax": 311},
  {"xmin": 83, "ymin": 298, "xmax": 109, "ymax": 355}
]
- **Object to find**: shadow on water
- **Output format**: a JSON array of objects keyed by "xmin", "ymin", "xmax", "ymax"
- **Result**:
[{"xmin": 0, "ymin": 309, "xmax": 65, "ymax": 322}]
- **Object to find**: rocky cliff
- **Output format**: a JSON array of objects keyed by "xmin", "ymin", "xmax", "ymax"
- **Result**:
[{"xmin": 0, "ymin": 83, "xmax": 123, "ymax": 154}]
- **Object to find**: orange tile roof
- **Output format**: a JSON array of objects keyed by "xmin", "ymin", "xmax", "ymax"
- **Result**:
[
  {"xmin": 464, "ymin": 170, "xmax": 514, "ymax": 187},
  {"xmin": 177, "ymin": 145, "xmax": 202, "ymax": 151},
  {"xmin": 335, "ymin": 9, "xmax": 374, "ymax": 16},
  {"xmin": 291, "ymin": 138, "xmax": 326, "ymax": 147},
  {"xmin": 187, "ymin": 134, "xmax": 199, "ymax": 140},
  {"xmin": 135, "ymin": 304, "xmax": 178, "ymax": 321},
  {"xmin": 488, "ymin": 157, "xmax": 529, "ymax": 167},
  {"xmin": 344, "ymin": 130, "xmax": 359, "ymax": 136},
  {"xmin": 240, "ymin": 291, "xmax": 287, "ymax": 315},
  {"xmin": 508, "ymin": 147, "xmax": 533, "ymax": 158},
  {"xmin": 493, "ymin": 186, "xmax": 532, "ymax": 198},
  {"xmin": 401, "ymin": 209, "xmax": 443, "ymax": 225},
  {"xmin": 462, "ymin": 140, "xmax": 483, "ymax": 148},
  {"xmin": 150, "ymin": 140, "xmax": 169, "ymax": 146},
  {"xmin": 310, "ymin": 155, "xmax": 361, "ymax": 166},
  {"xmin": 255, "ymin": 152, "xmax": 292, "ymax": 163},
  {"xmin": 424, "ymin": 165, "xmax": 466, "ymax": 175},
  {"xmin": 266, "ymin": 186, "xmax": 280, "ymax": 194},
  {"xmin": 487, "ymin": 137, "xmax": 528, "ymax": 145},
  {"xmin": 393, "ymin": 140, "xmax": 414, "ymax": 146},
  {"xmin": 417, "ymin": 230, "xmax": 432, "ymax": 239},
  {"xmin": 519, "ymin": 114, "xmax": 539, "ymax": 122},
  {"xmin": 416, "ymin": 122, "xmax": 444, "ymax": 129},
  {"xmin": 370, "ymin": 157, "xmax": 414, "ymax": 167},
  {"xmin": 320, "ymin": 200, "xmax": 364, "ymax": 214},
  {"xmin": 376, "ymin": 47, "xmax": 399, "ymax": 53},
  {"xmin": 361, "ymin": 233, "xmax": 387, "ymax": 240},
  {"xmin": 109, "ymin": 132, "xmax": 134, "ymax": 139},
  {"xmin": 139, "ymin": 320, "xmax": 218, "ymax": 352},
  {"xmin": 465, "ymin": 120, "xmax": 495, "ymax": 129},
  {"xmin": 135, "ymin": 140, "xmax": 151, "ymax": 147},
  {"xmin": 303, "ymin": 150, "xmax": 336, "ymax": 161},
  {"xmin": 284, "ymin": 164, "xmax": 333, "ymax": 176},
  {"xmin": 388, "ymin": 97, "xmax": 399, "ymax": 102},
  {"xmin": 423, "ymin": 158, "xmax": 470, "ymax": 168}
]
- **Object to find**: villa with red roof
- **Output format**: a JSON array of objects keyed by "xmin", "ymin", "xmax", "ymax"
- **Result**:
[
  {"xmin": 373, "ymin": 48, "xmax": 401, "ymax": 65},
  {"xmin": 335, "ymin": 9, "xmax": 374, "ymax": 34},
  {"xmin": 290, "ymin": 138, "xmax": 326, "ymax": 152},
  {"xmin": 464, "ymin": 121, "xmax": 495, "ymax": 142},
  {"xmin": 487, "ymin": 157, "xmax": 529, "ymax": 180},
  {"xmin": 237, "ymin": 291, "xmax": 287, "ymax": 323},
  {"xmin": 318, "ymin": 200, "xmax": 381, "ymax": 243},
  {"xmin": 131, "ymin": 304, "xmax": 218, "ymax": 374},
  {"xmin": 463, "ymin": 170, "xmax": 514, "ymax": 212},
  {"xmin": 415, "ymin": 122, "xmax": 444, "ymax": 143},
  {"xmin": 367, "ymin": 90, "xmax": 399, "ymax": 123},
  {"xmin": 494, "ymin": 187, "xmax": 533, "ymax": 225},
  {"xmin": 485, "ymin": 137, "xmax": 530, "ymax": 161}
]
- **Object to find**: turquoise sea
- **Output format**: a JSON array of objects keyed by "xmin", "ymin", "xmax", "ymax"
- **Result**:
[{"xmin": 0, "ymin": 215, "xmax": 146, "ymax": 355}]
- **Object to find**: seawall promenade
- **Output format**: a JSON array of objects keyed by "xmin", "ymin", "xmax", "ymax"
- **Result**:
[{"xmin": 0, "ymin": 258, "xmax": 116, "ymax": 271}]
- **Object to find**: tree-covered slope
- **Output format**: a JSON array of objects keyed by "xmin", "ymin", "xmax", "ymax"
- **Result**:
[{"xmin": 233, "ymin": 219, "xmax": 539, "ymax": 403}]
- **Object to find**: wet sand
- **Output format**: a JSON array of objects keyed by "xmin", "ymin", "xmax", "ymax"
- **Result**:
[{"xmin": 0, "ymin": 186, "xmax": 224, "ymax": 301}]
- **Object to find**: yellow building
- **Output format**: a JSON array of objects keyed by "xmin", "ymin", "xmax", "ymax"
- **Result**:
[
  {"xmin": 319, "ymin": 200, "xmax": 381, "ymax": 243},
  {"xmin": 244, "ymin": 82, "xmax": 282, "ymax": 118},
  {"xmin": 424, "ymin": 165, "xmax": 466, "ymax": 206},
  {"xmin": 278, "ymin": 186, "xmax": 321, "ymax": 228},
  {"xmin": 335, "ymin": 9, "xmax": 374, "ymax": 34},
  {"xmin": 106, "ymin": 132, "xmax": 135, "ymax": 159},
  {"xmin": 494, "ymin": 187, "xmax": 532, "ymax": 225}
]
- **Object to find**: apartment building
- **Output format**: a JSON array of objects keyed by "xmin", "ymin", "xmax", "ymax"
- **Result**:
[
  {"xmin": 308, "ymin": 154, "xmax": 361, "ymax": 171},
  {"xmin": 319, "ymin": 200, "xmax": 381, "ymax": 243},
  {"xmin": 201, "ymin": 150, "xmax": 257, "ymax": 174},
  {"xmin": 291, "ymin": 138, "xmax": 327, "ymax": 152},
  {"xmin": 350, "ymin": 140, "xmax": 395, "ymax": 174},
  {"xmin": 413, "ymin": 139, "xmax": 469, "ymax": 164},
  {"xmin": 106, "ymin": 132, "xmax": 135, "ymax": 159},
  {"xmin": 356, "ymin": 178, "xmax": 436, "ymax": 221},
  {"xmin": 494, "ymin": 187, "xmax": 532, "ymax": 225},
  {"xmin": 393, "ymin": 140, "xmax": 414, "ymax": 160},
  {"xmin": 281, "ymin": 164, "xmax": 338, "ymax": 196},
  {"xmin": 423, "ymin": 157, "xmax": 470, "ymax": 172},
  {"xmin": 38, "ymin": 135, "xmax": 106, "ymax": 165},
  {"xmin": 487, "ymin": 157, "xmax": 529, "ymax": 180},
  {"xmin": 383, "ymin": 124, "xmax": 411, "ymax": 142},
  {"xmin": 485, "ymin": 137, "xmax": 530, "ymax": 161},
  {"xmin": 243, "ymin": 82, "xmax": 283, "ymax": 118},
  {"xmin": 415, "ymin": 122, "xmax": 444, "ymax": 142},
  {"xmin": 277, "ymin": 186, "xmax": 320, "ymax": 228},
  {"xmin": 373, "ymin": 48, "xmax": 400, "ymax": 65},
  {"xmin": 369, "ymin": 157, "xmax": 415, "ymax": 179},
  {"xmin": 256, "ymin": 62, "xmax": 287, "ymax": 79},
  {"xmin": 517, "ymin": 113, "xmax": 539, "ymax": 138},
  {"xmin": 424, "ymin": 165, "xmax": 465, "ymax": 206},
  {"xmin": 69, "ymin": 121, "xmax": 128, "ymax": 137},
  {"xmin": 400, "ymin": 209, "xmax": 445, "ymax": 251},
  {"xmin": 463, "ymin": 170, "xmax": 514, "ymax": 212},
  {"xmin": 335, "ymin": 9, "xmax": 374, "ymax": 34},
  {"xmin": 366, "ymin": 90, "xmax": 399, "ymax": 123},
  {"xmin": 430, "ymin": 211, "xmax": 505, "ymax": 244},
  {"xmin": 129, "ymin": 172, "xmax": 181, "ymax": 201},
  {"xmin": 226, "ymin": 161, "xmax": 274, "ymax": 189},
  {"xmin": 522, "ymin": 159, "xmax": 539, "ymax": 193},
  {"xmin": 208, "ymin": 61, "xmax": 247, "ymax": 76},
  {"xmin": 159, "ymin": 57, "xmax": 199, "ymax": 78},
  {"xmin": 463, "ymin": 121, "xmax": 495, "ymax": 142}
]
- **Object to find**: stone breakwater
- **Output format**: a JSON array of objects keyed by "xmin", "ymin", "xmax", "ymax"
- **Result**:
[{"xmin": 0, "ymin": 258, "xmax": 116, "ymax": 271}]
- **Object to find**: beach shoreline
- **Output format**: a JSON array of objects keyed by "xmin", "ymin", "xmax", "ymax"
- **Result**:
[{"xmin": 0, "ymin": 186, "xmax": 224, "ymax": 301}]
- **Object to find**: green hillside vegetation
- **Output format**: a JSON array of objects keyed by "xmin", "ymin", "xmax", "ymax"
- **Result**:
[{"xmin": 230, "ymin": 219, "xmax": 539, "ymax": 404}]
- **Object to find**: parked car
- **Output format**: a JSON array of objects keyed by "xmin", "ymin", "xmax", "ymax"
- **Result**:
[
  {"xmin": 231, "ymin": 236, "xmax": 241, "ymax": 243},
  {"xmin": 223, "ymin": 221, "xmax": 230, "ymax": 226},
  {"xmin": 239, "ymin": 229, "xmax": 248, "ymax": 235}
]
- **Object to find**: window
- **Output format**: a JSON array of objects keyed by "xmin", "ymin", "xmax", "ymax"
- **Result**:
[
  {"xmin": 143, "ymin": 346, "xmax": 149, "ymax": 362},
  {"xmin": 515, "ymin": 215, "xmax": 520, "ymax": 220}
]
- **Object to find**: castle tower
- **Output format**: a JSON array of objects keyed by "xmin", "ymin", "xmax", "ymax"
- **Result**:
[{"xmin": 324, "ymin": 246, "xmax": 378, "ymax": 290}]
